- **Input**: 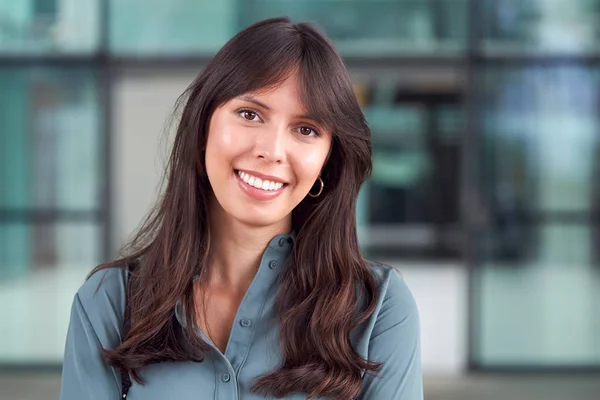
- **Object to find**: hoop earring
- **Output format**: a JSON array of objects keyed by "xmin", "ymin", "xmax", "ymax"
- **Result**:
[{"xmin": 308, "ymin": 176, "xmax": 324, "ymax": 198}]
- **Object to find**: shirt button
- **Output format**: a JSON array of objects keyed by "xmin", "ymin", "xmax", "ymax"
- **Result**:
[
  {"xmin": 221, "ymin": 373, "xmax": 231, "ymax": 382},
  {"xmin": 240, "ymin": 319, "xmax": 251, "ymax": 327},
  {"xmin": 268, "ymin": 260, "xmax": 278, "ymax": 269},
  {"xmin": 278, "ymin": 237, "xmax": 287, "ymax": 247}
]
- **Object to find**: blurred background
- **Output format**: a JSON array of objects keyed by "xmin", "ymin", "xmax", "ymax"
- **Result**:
[{"xmin": 1, "ymin": 0, "xmax": 600, "ymax": 399}]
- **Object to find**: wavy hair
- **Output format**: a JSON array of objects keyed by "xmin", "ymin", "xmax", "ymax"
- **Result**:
[{"xmin": 92, "ymin": 17, "xmax": 382, "ymax": 399}]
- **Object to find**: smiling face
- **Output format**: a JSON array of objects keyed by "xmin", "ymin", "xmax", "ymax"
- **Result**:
[{"xmin": 204, "ymin": 72, "xmax": 333, "ymax": 229}]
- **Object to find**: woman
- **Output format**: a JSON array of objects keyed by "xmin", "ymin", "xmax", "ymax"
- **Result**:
[{"xmin": 60, "ymin": 17, "xmax": 422, "ymax": 400}]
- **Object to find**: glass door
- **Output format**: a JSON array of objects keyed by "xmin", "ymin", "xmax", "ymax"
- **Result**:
[{"xmin": 471, "ymin": 64, "xmax": 600, "ymax": 367}]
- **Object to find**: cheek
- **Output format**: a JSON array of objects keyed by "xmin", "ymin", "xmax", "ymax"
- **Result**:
[
  {"xmin": 293, "ymin": 147, "xmax": 330, "ymax": 183},
  {"xmin": 207, "ymin": 124, "xmax": 228, "ymax": 154},
  {"xmin": 206, "ymin": 121, "xmax": 239, "ymax": 169},
  {"xmin": 213, "ymin": 126, "xmax": 236, "ymax": 150}
]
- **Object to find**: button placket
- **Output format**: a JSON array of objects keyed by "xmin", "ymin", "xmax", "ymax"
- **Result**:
[
  {"xmin": 223, "ymin": 240, "xmax": 290, "ymax": 384},
  {"xmin": 224, "ymin": 285, "xmax": 259, "ymax": 374}
]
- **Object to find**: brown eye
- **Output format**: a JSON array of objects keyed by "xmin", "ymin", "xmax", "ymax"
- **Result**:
[
  {"xmin": 299, "ymin": 126, "xmax": 317, "ymax": 136},
  {"xmin": 240, "ymin": 110, "xmax": 258, "ymax": 121}
]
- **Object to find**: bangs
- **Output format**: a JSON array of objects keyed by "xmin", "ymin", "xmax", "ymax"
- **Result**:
[
  {"xmin": 209, "ymin": 23, "xmax": 303, "ymax": 109},
  {"xmin": 296, "ymin": 20, "xmax": 358, "ymax": 136},
  {"xmin": 207, "ymin": 20, "xmax": 356, "ymax": 136},
  {"xmin": 297, "ymin": 51, "xmax": 347, "ymax": 135}
]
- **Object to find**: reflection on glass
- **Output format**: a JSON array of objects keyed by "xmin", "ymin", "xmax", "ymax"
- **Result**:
[
  {"xmin": 475, "ymin": 223, "xmax": 600, "ymax": 366},
  {"xmin": 0, "ymin": 68, "xmax": 101, "ymax": 210},
  {"xmin": 0, "ymin": 0, "xmax": 100, "ymax": 54},
  {"xmin": 474, "ymin": 64, "xmax": 600, "ymax": 367},
  {"xmin": 354, "ymin": 77, "xmax": 463, "ymax": 256},
  {"xmin": 479, "ymin": 66, "xmax": 600, "ymax": 214},
  {"xmin": 241, "ymin": 0, "xmax": 468, "ymax": 55},
  {"xmin": 109, "ymin": 0, "xmax": 468, "ymax": 55},
  {"xmin": 481, "ymin": 0, "xmax": 600, "ymax": 54},
  {"xmin": 368, "ymin": 104, "xmax": 431, "ymax": 224},
  {"xmin": 109, "ymin": 0, "xmax": 236, "ymax": 54},
  {"xmin": 0, "ymin": 67, "xmax": 103, "ymax": 365},
  {"xmin": 0, "ymin": 222, "xmax": 101, "ymax": 280},
  {"xmin": 0, "ymin": 222, "xmax": 101, "ymax": 362}
]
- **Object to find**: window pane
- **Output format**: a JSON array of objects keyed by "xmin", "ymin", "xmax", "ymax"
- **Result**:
[
  {"xmin": 354, "ymin": 74, "xmax": 463, "ymax": 257},
  {"xmin": 241, "ymin": 0, "xmax": 468, "ymax": 56},
  {"xmin": 109, "ymin": 0, "xmax": 236, "ymax": 54},
  {"xmin": 474, "ymin": 223, "xmax": 600, "ymax": 366},
  {"xmin": 0, "ymin": 222, "xmax": 101, "ymax": 363},
  {"xmin": 109, "ymin": 0, "xmax": 468, "ymax": 56},
  {"xmin": 474, "ymin": 64, "xmax": 600, "ymax": 367},
  {"xmin": 0, "ymin": 67, "xmax": 102, "ymax": 210},
  {"xmin": 481, "ymin": 0, "xmax": 600, "ymax": 55},
  {"xmin": 0, "ymin": 0, "xmax": 100, "ymax": 54},
  {"xmin": 368, "ymin": 104, "xmax": 431, "ymax": 224},
  {"xmin": 479, "ymin": 66, "xmax": 600, "ymax": 213}
]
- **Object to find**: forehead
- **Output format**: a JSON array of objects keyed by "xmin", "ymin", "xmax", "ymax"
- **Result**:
[{"xmin": 245, "ymin": 73, "xmax": 303, "ymax": 107}]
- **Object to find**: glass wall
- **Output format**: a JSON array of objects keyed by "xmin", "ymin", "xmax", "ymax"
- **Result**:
[
  {"xmin": 108, "ymin": 0, "xmax": 236, "ymax": 54},
  {"xmin": 470, "ymin": 0, "xmax": 600, "ymax": 368},
  {"xmin": 239, "ymin": 0, "xmax": 468, "ymax": 56},
  {"xmin": 472, "ymin": 65, "xmax": 600, "ymax": 366},
  {"xmin": 3, "ymin": 0, "xmax": 599, "ymax": 371},
  {"xmin": 1, "ymin": 0, "xmax": 468, "ymax": 365},
  {"xmin": 0, "ymin": 0, "xmax": 101, "ymax": 54},
  {"xmin": 0, "ymin": 67, "xmax": 104, "ymax": 362},
  {"xmin": 353, "ymin": 72, "xmax": 464, "ymax": 258},
  {"xmin": 481, "ymin": 0, "xmax": 600, "ymax": 55},
  {"xmin": 108, "ymin": 0, "xmax": 468, "ymax": 56}
]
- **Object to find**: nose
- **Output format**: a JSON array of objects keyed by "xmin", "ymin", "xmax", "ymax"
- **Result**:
[{"xmin": 253, "ymin": 122, "xmax": 287, "ymax": 163}]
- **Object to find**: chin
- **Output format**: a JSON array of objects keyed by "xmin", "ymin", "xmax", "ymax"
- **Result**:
[{"xmin": 230, "ymin": 209, "xmax": 287, "ymax": 228}]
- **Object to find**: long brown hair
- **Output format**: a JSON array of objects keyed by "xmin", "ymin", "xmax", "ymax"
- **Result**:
[{"xmin": 93, "ymin": 17, "xmax": 382, "ymax": 399}]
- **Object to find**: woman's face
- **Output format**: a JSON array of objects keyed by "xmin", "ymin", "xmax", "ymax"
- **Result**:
[{"xmin": 204, "ymin": 72, "xmax": 332, "ymax": 228}]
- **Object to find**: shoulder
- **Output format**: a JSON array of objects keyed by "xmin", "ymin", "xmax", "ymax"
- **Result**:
[
  {"xmin": 74, "ymin": 265, "xmax": 129, "ymax": 342},
  {"xmin": 367, "ymin": 260, "xmax": 417, "ymax": 306},
  {"xmin": 365, "ymin": 261, "xmax": 420, "ymax": 338},
  {"xmin": 77, "ymin": 265, "xmax": 128, "ymax": 309},
  {"xmin": 357, "ymin": 262, "xmax": 423, "ymax": 398}
]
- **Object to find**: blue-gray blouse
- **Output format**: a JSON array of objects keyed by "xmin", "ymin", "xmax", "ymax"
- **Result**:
[{"xmin": 59, "ymin": 233, "xmax": 423, "ymax": 399}]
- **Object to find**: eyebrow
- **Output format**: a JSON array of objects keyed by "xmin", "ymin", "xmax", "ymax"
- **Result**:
[{"xmin": 237, "ymin": 94, "xmax": 320, "ymax": 124}]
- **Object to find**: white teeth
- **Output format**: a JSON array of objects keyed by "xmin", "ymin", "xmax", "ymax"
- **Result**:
[{"xmin": 237, "ymin": 170, "xmax": 285, "ymax": 191}]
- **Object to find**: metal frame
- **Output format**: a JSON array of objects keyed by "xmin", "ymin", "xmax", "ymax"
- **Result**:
[
  {"xmin": 0, "ymin": 364, "xmax": 62, "ymax": 373},
  {"xmin": 99, "ymin": 0, "xmax": 112, "ymax": 260},
  {"xmin": 463, "ymin": 0, "xmax": 482, "ymax": 374}
]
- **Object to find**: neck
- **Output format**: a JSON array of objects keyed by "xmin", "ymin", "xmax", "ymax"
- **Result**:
[{"xmin": 206, "ymin": 195, "xmax": 292, "ymax": 294}]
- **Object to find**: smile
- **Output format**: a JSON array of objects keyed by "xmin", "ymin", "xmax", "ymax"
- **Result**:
[{"xmin": 236, "ymin": 170, "xmax": 286, "ymax": 191}]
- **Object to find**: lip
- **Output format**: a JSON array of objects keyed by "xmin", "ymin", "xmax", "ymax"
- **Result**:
[
  {"xmin": 234, "ymin": 170, "xmax": 287, "ymax": 201},
  {"xmin": 235, "ymin": 169, "xmax": 288, "ymax": 184}
]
